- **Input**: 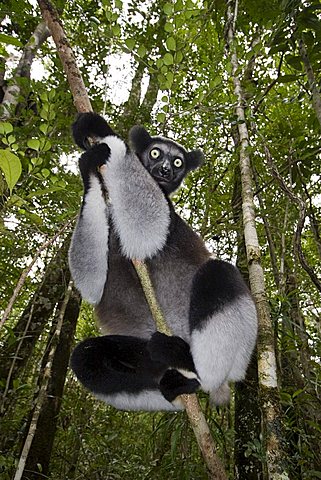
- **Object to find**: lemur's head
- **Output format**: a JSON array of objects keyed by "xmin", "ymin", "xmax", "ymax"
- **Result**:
[{"xmin": 129, "ymin": 126, "xmax": 204, "ymax": 195}]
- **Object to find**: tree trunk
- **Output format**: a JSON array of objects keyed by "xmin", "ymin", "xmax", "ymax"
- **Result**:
[
  {"xmin": 232, "ymin": 165, "xmax": 262, "ymax": 479},
  {"xmin": 14, "ymin": 282, "xmax": 80, "ymax": 480},
  {"xmin": 1, "ymin": 21, "xmax": 50, "ymax": 120},
  {"xmin": 0, "ymin": 240, "xmax": 71, "ymax": 408},
  {"xmin": 225, "ymin": 1, "xmax": 289, "ymax": 478},
  {"xmin": 298, "ymin": 38, "xmax": 321, "ymax": 129}
]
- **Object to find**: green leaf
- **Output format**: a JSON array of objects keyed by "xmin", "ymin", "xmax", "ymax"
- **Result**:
[
  {"xmin": 48, "ymin": 89, "xmax": 55, "ymax": 100},
  {"xmin": 40, "ymin": 139, "xmax": 52, "ymax": 152},
  {"xmin": 25, "ymin": 212, "xmax": 43, "ymax": 225},
  {"xmin": 27, "ymin": 186, "xmax": 64, "ymax": 198},
  {"xmin": 163, "ymin": 53, "xmax": 174, "ymax": 65},
  {"xmin": 163, "ymin": 3, "xmax": 173, "ymax": 15},
  {"xmin": 0, "ymin": 149, "xmax": 22, "ymax": 193},
  {"xmin": 112, "ymin": 24, "xmax": 121, "ymax": 36},
  {"xmin": 175, "ymin": 51, "xmax": 183, "ymax": 63},
  {"xmin": 0, "ymin": 122, "xmax": 13, "ymax": 135},
  {"xmin": 39, "ymin": 124, "xmax": 49, "ymax": 134},
  {"xmin": 165, "ymin": 71, "xmax": 174, "ymax": 87},
  {"xmin": 285, "ymin": 55, "xmax": 302, "ymax": 71},
  {"xmin": 125, "ymin": 38, "xmax": 135, "ymax": 51},
  {"xmin": 174, "ymin": 0, "xmax": 183, "ymax": 11},
  {"xmin": 137, "ymin": 45, "xmax": 147, "ymax": 58},
  {"xmin": 41, "ymin": 168, "xmax": 50, "ymax": 178},
  {"xmin": 164, "ymin": 22, "xmax": 173, "ymax": 33},
  {"xmin": 210, "ymin": 76, "xmax": 221, "ymax": 88},
  {"xmin": 0, "ymin": 33, "xmax": 23, "ymax": 48},
  {"xmin": 157, "ymin": 112, "xmax": 166, "ymax": 123},
  {"xmin": 166, "ymin": 37, "xmax": 176, "ymax": 51},
  {"xmin": 27, "ymin": 139, "xmax": 41, "ymax": 150}
]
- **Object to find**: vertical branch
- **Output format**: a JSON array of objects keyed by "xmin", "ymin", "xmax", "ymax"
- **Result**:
[
  {"xmin": 13, "ymin": 280, "xmax": 74, "ymax": 480},
  {"xmin": 225, "ymin": 1, "xmax": 289, "ymax": 478},
  {"xmin": 38, "ymin": 0, "xmax": 92, "ymax": 113},
  {"xmin": 298, "ymin": 38, "xmax": 321, "ymax": 129},
  {"xmin": 1, "ymin": 21, "xmax": 50, "ymax": 120}
]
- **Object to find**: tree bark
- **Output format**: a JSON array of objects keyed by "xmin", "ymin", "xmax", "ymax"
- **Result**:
[
  {"xmin": 225, "ymin": 1, "xmax": 289, "ymax": 478},
  {"xmin": 298, "ymin": 38, "xmax": 321, "ymax": 129},
  {"xmin": 21, "ymin": 284, "xmax": 81, "ymax": 479},
  {"xmin": 232, "ymin": 165, "xmax": 262, "ymax": 480},
  {"xmin": 37, "ymin": 0, "xmax": 91, "ymax": 113},
  {"xmin": 0, "ymin": 21, "xmax": 50, "ymax": 120},
  {"xmin": 0, "ymin": 240, "xmax": 71, "ymax": 411}
]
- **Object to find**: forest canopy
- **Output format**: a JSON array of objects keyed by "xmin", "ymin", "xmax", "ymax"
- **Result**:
[{"xmin": 0, "ymin": 0, "xmax": 320, "ymax": 479}]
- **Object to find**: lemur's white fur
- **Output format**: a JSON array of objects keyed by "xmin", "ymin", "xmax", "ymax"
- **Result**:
[
  {"xmin": 69, "ymin": 175, "xmax": 109, "ymax": 304},
  {"xmin": 191, "ymin": 296, "xmax": 257, "ymax": 394},
  {"xmin": 99, "ymin": 136, "xmax": 170, "ymax": 260}
]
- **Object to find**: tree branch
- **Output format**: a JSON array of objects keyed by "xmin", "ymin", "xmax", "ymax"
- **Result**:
[{"xmin": 1, "ymin": 21, "xmax": 50, "ymax": 120}]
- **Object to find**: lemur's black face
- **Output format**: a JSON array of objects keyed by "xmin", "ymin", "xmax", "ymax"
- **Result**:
[{"xmin": 129, "ymin": 126, "xmax": 204, "ymax": 195}]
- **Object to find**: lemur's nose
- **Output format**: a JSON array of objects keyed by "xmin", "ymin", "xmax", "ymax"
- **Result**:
[{"xmin": 159, "ymin": 160, "xmax": 171, "ymax": 177}]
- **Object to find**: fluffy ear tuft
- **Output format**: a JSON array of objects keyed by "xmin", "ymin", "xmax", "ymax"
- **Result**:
[
  {"xmin": 186, "ymin": 149, "xmax": 205, "ymax": 171},
  {"xmin": 72, "ymin": 112, "xmax": 114, "ymax": 150},
  {"xmin": 129, "ymin": 125, "xmax": 152, "ymax": 154}
]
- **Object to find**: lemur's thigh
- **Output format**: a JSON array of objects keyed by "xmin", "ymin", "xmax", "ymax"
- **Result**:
[
  {"xmin": 189, "ymin": 259, "xmax": 257, "ymax": 393},
  {"xmin": 71, "ymin": 335, "xmax": 165, "ymax": 393},
  {"xmin": 70, "ymin": 335, "xmax": 179, "ymax": 411}
]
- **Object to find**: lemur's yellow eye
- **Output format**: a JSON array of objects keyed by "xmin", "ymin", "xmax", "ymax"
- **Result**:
[
  {"xmin": 150, "ymin": 148, "xmax": 160, "ymax": 159},
  {"xmin": 173, "ymin": 158, "xmax": 183, "ymax": 168}
]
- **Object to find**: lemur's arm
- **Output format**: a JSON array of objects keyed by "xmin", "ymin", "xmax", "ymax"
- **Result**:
[
  {"xmin": 69, "ymin": 113, "xmax": 170, "ymax": 303},
  {"xmin": 68, "ymin": 144, "xmax": 110, "ymax": 305},
  {"xmin": 99, "ymin": 135, "xmax": 170, "ymax": 260},
  {"xmin": 72, "ymin": 112, "xmax": 170, "ymax": 261}
]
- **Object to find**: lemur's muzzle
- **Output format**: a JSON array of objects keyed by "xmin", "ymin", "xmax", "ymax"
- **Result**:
[{"xmin": 152, "ymin": 160, "xmax": 173, "ymax": 182}]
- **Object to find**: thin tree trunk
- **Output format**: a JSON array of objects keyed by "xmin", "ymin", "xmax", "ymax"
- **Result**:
[
  {"xmin": 0, "ymin": 21, "xmax": 50, "ymax": 120},
  {"xmin": 0, "ymin": 240, "xmax": 71, "ymax": 408},
  {"xmin": 22, "ymin": 285, "xmax": 81, "ymax": 479},
  {"xmin": 232, "ymin": 165, "xmax": 262, "ymax": 479},
  {"xmin": 38, "ymin": 1, "xmax": 227, "ymax": 478},
  {"xmin": 225, "ymin": 1, "xmax": 289, "ymax": 478},
  {"xmin": 13, "ymin": 281, "xmax": 75, "ymax": 480},
  {"xmin": 262, "ymin": 144, "xmax": 321, "ymax": 293},
  {"xmin": 298, "ymin": 38, "xmax": 321, "ymax": 129}
]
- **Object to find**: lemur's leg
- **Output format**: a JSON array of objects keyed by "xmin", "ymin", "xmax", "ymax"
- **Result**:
[
  {"xmin": 98, "ymin": 136, "xmax": 171, "ymax": 261},
  {"xmin": 70, "ymin": 335, "xmax": 198, "ymax": 411},
  {"xmin": 189, "ymin": 259, "xmax": 258, "ymax": 404},
  {"xmin": 68, "ymin": 144, "xmax": 110, "ymax": 305},
  {"xmin": 147, "ymin": 332, "xmax": 200, "ymax": 403}
]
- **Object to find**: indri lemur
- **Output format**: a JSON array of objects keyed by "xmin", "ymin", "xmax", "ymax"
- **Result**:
[{"xmin": 69, "ymin": 113, "xmax": 258, "ymax": 411}]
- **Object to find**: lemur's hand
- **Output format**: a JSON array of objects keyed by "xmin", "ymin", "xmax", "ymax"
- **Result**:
[
  {"xmin": 73, "ymin": 112, "xmax": 115, "ymax": 150},
  {"xmin": 159, "ymin": 369, "xmax": 200, "ymax": 403},
  {"xmin": 79, "ymin": 144, "xmax": 111, "ymax": 182}
]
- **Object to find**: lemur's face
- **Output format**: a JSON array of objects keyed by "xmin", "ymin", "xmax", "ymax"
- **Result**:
[
  {"xmin": 129, "ymin": 126, "xmax": 204, "ymax": 195},
  {"xmin": 140, "ymin": 140, "xmax": 187, "ymax": 194}
]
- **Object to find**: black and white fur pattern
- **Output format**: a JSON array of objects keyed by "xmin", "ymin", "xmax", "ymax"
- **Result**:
[{"xmin": 69, "ymin": 113, "xmax": 258, "ymax": 411}]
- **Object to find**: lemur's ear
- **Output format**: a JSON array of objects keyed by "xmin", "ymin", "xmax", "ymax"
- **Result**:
[
  {"xmin": 186, "ymin": 149, "xmax": 205, "ymax": 171},
  {"xmin": 129, "ymin": 126, "xmax": 152, "ymax": 154}
]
